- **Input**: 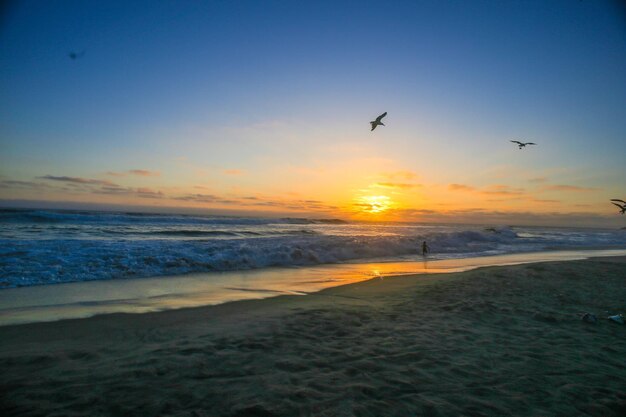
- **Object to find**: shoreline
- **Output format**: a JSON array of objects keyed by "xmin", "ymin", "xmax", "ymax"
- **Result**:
[
  {"xmin": 0, "ymin": 256, "xmax": 625, "ymax": 416},
  {"xmin": 1, "ymin": 248, "xmax": 626, "ymax": 326}
]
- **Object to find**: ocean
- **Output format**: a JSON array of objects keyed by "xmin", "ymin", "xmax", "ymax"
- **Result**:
[{"xmin": 1, "ymin": 208, "xmax": 626, "ymax": 289}]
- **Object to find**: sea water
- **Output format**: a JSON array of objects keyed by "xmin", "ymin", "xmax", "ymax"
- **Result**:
[{"xmin": 1, "ymin": 208, "xmax": 626, "ymax": 288}]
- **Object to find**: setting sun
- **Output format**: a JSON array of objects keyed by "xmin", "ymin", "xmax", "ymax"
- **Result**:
[{"xmin": 356, "ymin": 195, "xmax": 393, "ymax": 214}]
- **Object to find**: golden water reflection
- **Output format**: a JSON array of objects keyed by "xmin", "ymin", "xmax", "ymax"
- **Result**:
[{"xmin": 1, "ymin": 249, "xmax": 626, "ymax": 326}]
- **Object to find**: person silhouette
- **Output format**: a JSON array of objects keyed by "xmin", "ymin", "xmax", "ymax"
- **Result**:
[{"xmin": 422, "ymin": 241, "xmax": 430, "ymax": 256}]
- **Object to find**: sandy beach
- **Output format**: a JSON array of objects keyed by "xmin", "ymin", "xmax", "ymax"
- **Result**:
[{"xmin": 1, "ymin": 257, "xmax": 625, "ymax": 417}]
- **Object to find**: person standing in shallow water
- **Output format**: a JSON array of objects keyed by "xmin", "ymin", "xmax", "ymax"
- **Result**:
[{"xmin": 422, "ymin": 241, "xmax": 430, "ymax": 256}]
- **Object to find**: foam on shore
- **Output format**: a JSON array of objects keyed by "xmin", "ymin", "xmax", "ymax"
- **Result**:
[{"xmin": 1, "ymin": 248, "xmax": 625, "ymax": 326}]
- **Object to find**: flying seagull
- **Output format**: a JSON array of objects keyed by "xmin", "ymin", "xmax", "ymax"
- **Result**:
[
  {"xmin": 510, "ymin": 140, "xmax": 536, "ymax": 149},
  {"xmin": 611, "ymin": 199, "xmax": 626, "ymax": 214},
  {"xmin": 68, "ymin": 51, "xmax": 85, "ymax": 60},
  {"xmin": 370, "ymin": 112, "xmax": 387, "ymax": 131}
]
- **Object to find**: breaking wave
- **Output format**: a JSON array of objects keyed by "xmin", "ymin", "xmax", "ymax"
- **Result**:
[{"xmin": 1, "ymin": 209, "xmax": 625, "ymax": 288}]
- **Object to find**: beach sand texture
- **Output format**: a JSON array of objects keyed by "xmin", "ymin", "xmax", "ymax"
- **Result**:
[{"xmin": 1, "ymin": 257, "xmax": 625, "ymax": 416}]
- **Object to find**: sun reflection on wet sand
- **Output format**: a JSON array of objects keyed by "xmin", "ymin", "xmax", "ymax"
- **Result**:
[{"xmin": 1, "ymin": 249, "xmax": 626, "ymax": 326}]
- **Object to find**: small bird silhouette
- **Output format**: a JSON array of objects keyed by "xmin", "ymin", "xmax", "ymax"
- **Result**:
[
  {"xmin": 370, "ymin": 112, "xmax": 387, "ymax": 131},
  {"xmin": 611, "ymin": 199, "xmax": 626, "ymax": 214},
  {"xmin": 510, "ymin": 140, "xmax": 536, "ymax": 149},
  {"xmin": 68, "ymin": 51, "xmax": 85, "ymax": 60}
]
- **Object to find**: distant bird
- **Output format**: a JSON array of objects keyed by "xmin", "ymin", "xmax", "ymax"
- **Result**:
[
  {"xmin": 510, "ymin": 140, "xmax": 536, "ymax": 149},
  {"xmin": 611, "ymin": 199, "xmax": 626, "ymax": 214},
  {"xmin": 68, "ymin": 51, "xmax": 85, "ymax": 60},
  {"xmin": 370, "ymin": 112, "xmax": 387, "ymax": 131}
]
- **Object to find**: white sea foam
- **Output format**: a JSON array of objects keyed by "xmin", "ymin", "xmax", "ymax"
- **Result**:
[{"xmin": 1, "ymin": 209, "xmax": 625, "ymax": 288}]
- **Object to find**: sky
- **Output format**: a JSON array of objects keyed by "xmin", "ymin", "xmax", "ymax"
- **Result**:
[{"xmin": 1, "ymin": 0, "xmax": 625, "ymax": 226}]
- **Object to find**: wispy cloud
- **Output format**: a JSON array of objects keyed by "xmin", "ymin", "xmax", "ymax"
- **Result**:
[
  {"xmin": 38, "ymin": 175, "xmax": 118, "ymax": 187},
  {"xmin": 375, "ymin": 207, "xmax": 619, "ymax": 227},
  {"xmin": 384, "ymin": 208, "xmax": 438, "ymax": 216},
  {"xmin": 173, "ymin": 193, "xmax": 338, "ymax": 211},
  {"xmin": 543, "ymin": 184, "xmax": 598, "ymax": 192},
  {"xmin": 107, "ymin": 169, "xmax": 160, "ymax": 177},
  {"xmin": 480, "ymin": 185, "xmax": 526, "ymax": 196},
  {"xmin": 174, "ymin": 193, "xmax": 222, "ymax": 203},
  {"xmin": 448, "ymin": 183, "xmax": 527, "ymax": 196},
  {"xmin": 256, "ymin": 198, "xmax": 339, "ymax": 211},
  {"xmin": 129, "ymin": 169, "xmax": 160, "ymax": 177},
  {"xmin": 448, "ymin": 184, "xmax": 475, "ymax": 192},
  {"xmin": 0, "ymin": 180, "xmax": 50, "ymax": 189},
  {"xmin": 372, "ymin": 182, "xmax": 419, "ymax": 189},
  {"xmin": 380, "ymin": 170, "xmax": 417, "ymax": 181},
  {"xmin": 223, "ymin": 169, "xmax": 244, "ymax": 176},
  {"xmin": 94, "ymin": 186, "xmax": 164, "ymax": 198},
  {"xmin": 28, "ymin": 175, "xmax": 164, "ymax": 199},
  {"xmin": 444, "ymin": 182, "xmax": 599, "ymax": 208},
  {"xmin": 532, "ymin": 198, "xmax": 561, "ymax": 203}
]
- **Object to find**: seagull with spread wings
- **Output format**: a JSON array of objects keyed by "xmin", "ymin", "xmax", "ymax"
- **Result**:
[
  {"xmin": 370, "ymin": 112, "xmax": 387, "ymax": 131},
  {"xmin": 611, "ymin": 199, "xmax": 626, "ymax": 214},
  {"xmin": 510, "ymin": 140, "xmax": 536, "ymax": 149}
]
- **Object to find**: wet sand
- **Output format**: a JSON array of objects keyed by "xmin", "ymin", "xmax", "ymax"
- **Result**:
[
  {"xmin": 1, "ymin": 257, "xmax": 625, "ymax": 416},
  {"xmin": 3, "ymin": 249, "xmax": 626, "ymax": 326}
]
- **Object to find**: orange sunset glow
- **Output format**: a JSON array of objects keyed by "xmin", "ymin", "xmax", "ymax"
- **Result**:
[{"xmin": 355, "ymin": 195, "xmax": 394, "ymax": 215}]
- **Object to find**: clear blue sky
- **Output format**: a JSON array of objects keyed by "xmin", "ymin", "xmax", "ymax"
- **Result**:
[{"xmin": 1, "ymin": 0, "xmax": 625, "ymax": 226}]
